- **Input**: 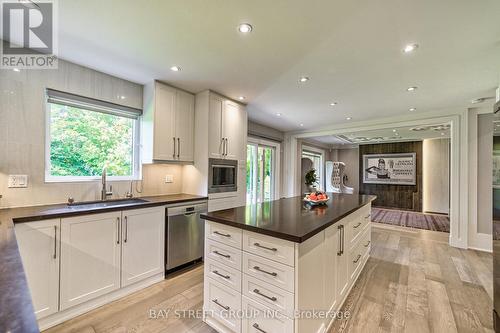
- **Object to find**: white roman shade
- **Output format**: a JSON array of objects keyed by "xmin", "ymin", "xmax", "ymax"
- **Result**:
[{"xmin": 46, "ymin": 88, "xmax": 142, "ymax": 119}]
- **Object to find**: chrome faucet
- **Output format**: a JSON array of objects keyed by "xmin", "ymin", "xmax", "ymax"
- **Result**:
[{"xmin": 101, "ymin": 167, "xmax": 113, "ymax": 200}]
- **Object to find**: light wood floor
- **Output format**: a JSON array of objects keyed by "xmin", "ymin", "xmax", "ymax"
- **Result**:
[{"xmin": 44, "ymin": 223, "xmax": 493, "ymax": 333}]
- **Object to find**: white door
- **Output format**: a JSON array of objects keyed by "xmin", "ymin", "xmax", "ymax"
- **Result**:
[
  {"xmin": 336, "ymin": 224, "xmax": 349, "ymax": 301},
  {"xmin": 208, "ymin": 94, "xmax": 224, "ymax": 159},
  {"xmin": 175, "ymin": 90, "xmax": 195, "ymax": 162},
  {"xmin": 324, "ymin": 225, "xmax": 339, "ymax": 312},
  {"xmin": 15, "ymin": 219, "xmax": 60, "ymax": 319},
  {"xmin": 222, "ymin": 100, "xmax": 246, "ymax": 161},
  {"xmin": 60, "ymin": 212, "xmax": 121, "ymax": 310},
  {"xmin": 153, "ymin": 83, "xmax": 176, "ymax": 161},
  {"xmin": 121, "ymin": 207, "xmax": 165, "ymax": 287}
]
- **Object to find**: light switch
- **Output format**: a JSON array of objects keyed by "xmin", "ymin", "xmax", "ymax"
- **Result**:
[
  {"xmin": 8, "ymin": 175, "xmax": 28, "ymax": 188},
  {"xmin": 165, "ymin": 175, "xmax": 174, "ymax": 183}
]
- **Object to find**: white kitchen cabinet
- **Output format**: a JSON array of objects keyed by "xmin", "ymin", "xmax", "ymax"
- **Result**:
[
  {"xmin": 208, "ymin": 94, "xmax": 224, "ymax": 158},
  {"xmin": 143, "ymin": 81, "xmax": 195, "ymax": 163},
  {"xmin": 222, "ymin": 100, "xmax": 246, "ymax": 161},
  {"xmin": 15, "ymin": 219, "xmax": 60, "ymax": 319},
  {"xmin": 121, "ymin": 207, "xmax": 165, "ymax": 287},
  {"xmin": 60, "ymin": 212, "xmax": 122, "ymax": 310},
  {"xmin": 207, "ymin": 93, "xmax": 247, "ymax": 161}
]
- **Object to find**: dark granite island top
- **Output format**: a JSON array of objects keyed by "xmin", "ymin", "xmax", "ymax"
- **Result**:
[
  {"xmin": 201, "ymin": 193, "xmax": 376, "ymax": 243},
  {"xmin": 0, "ymin": 193, "xmax": 207, "ymax": 333}
]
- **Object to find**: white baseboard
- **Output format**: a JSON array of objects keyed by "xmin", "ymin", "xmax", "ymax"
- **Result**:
[
  {"xmin": 468, "ymin": 232, "xmax": 492, "ymax": 252},
  {"xmin": 38, "ymin": 273, "xmax": 164, "ymax": 331}
]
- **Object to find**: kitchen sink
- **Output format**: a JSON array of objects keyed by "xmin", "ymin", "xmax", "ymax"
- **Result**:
[{"xmin": 67, "ymin": 198, "xmax": 148, "ymax": 209}]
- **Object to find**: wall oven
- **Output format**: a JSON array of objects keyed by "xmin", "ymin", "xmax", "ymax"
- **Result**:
[{"xmin": 208, "ymin": 158, "xmax": 238, "ymax": 193}]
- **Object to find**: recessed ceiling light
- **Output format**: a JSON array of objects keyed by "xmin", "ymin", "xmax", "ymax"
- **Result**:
[
  {"xmin": 392, "ymin": 129, "xmax": 397, "ymax": 132},
  {"xmin": 12, "ymin": 68, "xmax": 20, "ymax": 72},
  {"xmin": 300, "ymin": 123, "xmax": 304, "ymax": 127},
  {"xmin": 346, "ymin": 117, "xmax": 352, "ymax": 120},
  {"xmin": 330, "ymin": 102, "xmax": 337, "ymax": 106},
  {"xmin": 276, "ymin": 113, "xmax": 282, "ymax": 117},
  {"xmin": 409, "ymin": 107, "xmax": 417, "ymax": 112},
  {"xmin": 407, "ymin": 86, "xmax": 418, "ymax": 92},
  {"xmin": 238, "ymin": 23, "xmax": 253, "ymax": 33},
  {"xmin": 170, "ymin": 66, "xmax": 181, "ymax": 72},
  {"xmin": 238, "ymin": 96, "xmax": 245, "ymax": 100},
  {"xmin": 403, "ymin": 43, "xmax": 419, "ymax": 53},
  {"xmin": 299, "ymin": 76, "xmax": 309, "ymax": 83},
  {"xmin": 441, "ymin": 132, "xmax": 445, "ymax": 136},
  {"xmin": 119, "ymin": 95, "xmax": 126, "ymax": 100}
]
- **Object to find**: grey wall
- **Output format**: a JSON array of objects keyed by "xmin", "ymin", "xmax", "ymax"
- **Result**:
[
  {"xmin": 0, "ymin": 59, "xmax": 184, "ymax": 208},
  {"xmin": 422, "ymin": 138, "xmax": 450, "ymax": 214},
  {"xmin": 248, "ymin": 120, "xmax": 284, "ymax": 142},
  {"xmin": 477, "ymin": 113, "xmax": 493, "ymax": 234}
]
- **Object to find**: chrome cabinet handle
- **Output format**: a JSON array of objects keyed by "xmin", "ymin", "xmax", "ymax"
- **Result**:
[
  {"xmin": 214, "ymin": 231, "xmax": 231, "ymax": 238},
  {"xmin": 253, "ymin": 289, "xmax": 277, "ymax": 302},
  {"xmin": 224, "ymin": 138, "xmax": 228, "ymax": 156},
  {"xmin": 254, "ymin": 243, "xmax": 277, "ymax": 252},
  {"xmin": 124, "ymin": 216, "xmax": 128, "ymax": 243},
  {"xmin": 116, "ymin": 217, "xmax": 120, "ymax": 244},
  {"xmin": 353, "ymin": 222, "xmax": 362, "ymax": 229},
  {"xmin": 353, "ymin": 254, "xmax": 362, "ymax": 264},
  {"xmin": 252, "ymin": 323, "xmax": 267, "ymax": 333},
  {"xmin": 177, "ymin": 138, "xmax": 180, "ymax": 158},
  {"xmin": 253, "ymin": 266, "xmax": 277, "ymax": 277},
  {"xmin": 213, "ymin": 250, "xmax": 230, "ymax": 259},
  {"xmin": 365, "ymin": 214, "xmax": 371, "ymax": 219},
  {"xmin": 212, "ymin": 270, "xmax": 230, "ymax": 280},
  {"xmin": 337, "ymin": 225, "xmax": 342, "ymax": 256},
  {"xmin": 364, "ymin": 240, "xmax": 371, "ymax": 247},
  {"xmin": 212, "ymin": 299, "xmax": 229, "ymax": 310},
  {"xmin": 173, "ymin": 137, "xmax": 176, "ymax": 159},
  {"xmin": 53, "ymin": 225, "xmax": 57, "ymax": 259},
  {"xmin": 220, "ymin": 138, "xmax": 225, "ymax": 156}
]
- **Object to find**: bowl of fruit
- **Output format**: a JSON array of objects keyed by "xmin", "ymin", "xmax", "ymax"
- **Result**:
[{"xmin": 303, "ymin": 191, "xmax": 329, "ymax": 205}]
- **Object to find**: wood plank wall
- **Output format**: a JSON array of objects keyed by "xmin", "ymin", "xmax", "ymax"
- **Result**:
[{"xmin": 358, "ymin": 141, "xmax": 422, "ymax": 211}]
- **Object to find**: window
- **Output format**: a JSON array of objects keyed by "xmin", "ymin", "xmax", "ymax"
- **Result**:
[
  {"xmin": 246, "ymin": 138, "xmax": 280, "ymax": 204},
  {"xmin": 45, "ymin": 89, "xmax": 141, "ymax": 181},
  {"xmin": 302, "ymin": 147, "xmax": 324, "ymax": 190}
]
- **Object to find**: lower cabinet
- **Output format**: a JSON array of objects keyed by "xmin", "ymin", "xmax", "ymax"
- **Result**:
[
  {"xmin": 15, "ymin": 205, "xmax": 166, "ymax": 327},
  {"xmin": 121, "ymin": 207, "xmax": 165, "ymax": 287},
  {"xmin": 15, "ymin": 219, "xmax": 60, "ymax": 319},
  {"xmin": 60, "ymin": 212, "xmax": 122, "ymax": 310}
]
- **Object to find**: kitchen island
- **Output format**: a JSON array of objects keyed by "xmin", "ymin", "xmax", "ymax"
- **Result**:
[{"xmin": 201, "ymin": 193, "xmax": 375, "ymax": 333}]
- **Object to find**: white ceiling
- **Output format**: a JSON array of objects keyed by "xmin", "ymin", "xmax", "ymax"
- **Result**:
[
  {"xmin": 58, "ymin": 0, "xmax": 500, "ymax": 131},
  {"xmin": 310, "ymin": 122, "xmax": 451, "ymax": 146}
]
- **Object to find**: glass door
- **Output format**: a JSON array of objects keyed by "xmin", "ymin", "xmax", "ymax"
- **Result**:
[{"xmin": 246, "ymin": 143, "xmax": 276, "ymax": 204}]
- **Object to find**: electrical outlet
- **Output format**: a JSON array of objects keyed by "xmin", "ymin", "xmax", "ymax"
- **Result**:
[
  {"xmin": 8, "ymin": 175, "xmax": 28, "ymax": 188},
  {"xmin": 165, "ymin": 175, "xmax": 174, "ymax": 183}
]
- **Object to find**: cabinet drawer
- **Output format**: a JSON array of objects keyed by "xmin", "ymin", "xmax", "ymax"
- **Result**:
[
  {"xmin": 206, "ymin": 221, "xmax": 242, "ymax": 249},
  {"xmin": 348, "ymin": 226, "xmax": 370, "ymax": 281},
  {"xmin": 360, "ymin": 225, "xmax": 371, "ymax": 259},
  {"xmin": 243, "ymin": 252, "xmax": 294, "ymax": 293},
  {"xmin": 347, "ymin": 205, "xmax": 371, "ymax": 249},
  {"xmin": 242, "ymin": 274, "xmax": 294, "ymax": 315},
  {"xmin": 242, "ymin": 296, "xmax": 294, "ymax": 333},
  {"xmin": 204, "ymin": 277, "xmax": 241, "ymax": 333},
  {"xmin": 205, "ymin": 259, "xmax": 242, "ymax": 293},
  {"xmin": 243, "ymin": 231, "xmax": 295, "ymax": 267},
  {"xmin": 206, "ymin": 239, "xmax": 242, "ymax": 270}
]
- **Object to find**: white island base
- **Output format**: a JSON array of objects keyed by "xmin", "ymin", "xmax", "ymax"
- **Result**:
[{"xmin": 202, "ymin": 203, "xmax": 372, "ymax": 333}]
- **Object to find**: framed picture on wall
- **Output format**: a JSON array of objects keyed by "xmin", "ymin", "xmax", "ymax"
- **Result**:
[{"xmin": 362, "ymin": 153, "xmax": 416, "ymax": 185}]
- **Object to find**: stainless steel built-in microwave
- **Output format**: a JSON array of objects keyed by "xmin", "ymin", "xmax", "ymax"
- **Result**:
[{"xmin": 208, "ymin": 158, "xmax": 238, "ymax": 193}]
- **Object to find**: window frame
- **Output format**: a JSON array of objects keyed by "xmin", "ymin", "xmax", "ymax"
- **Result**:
[{"xmin": 44, "ymin": 98, "xmax": 142, "ymax": 183}]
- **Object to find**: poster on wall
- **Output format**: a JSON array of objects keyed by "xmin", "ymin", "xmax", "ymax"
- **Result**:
[{"xmin": 362, "ymin": 153, "xmax": 416, "ymax": 185}]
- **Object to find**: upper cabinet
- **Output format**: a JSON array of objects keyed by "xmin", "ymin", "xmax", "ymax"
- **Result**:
[
  {"xmin": 208, "ymin": 93, "xmax": 247, "ymax": 161},
  {"xmin": 142, "ymin": 81, "xmax": 195, "ymax": 163}
]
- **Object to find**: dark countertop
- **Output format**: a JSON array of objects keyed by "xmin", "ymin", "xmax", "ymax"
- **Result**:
[
  {"xmin": 201, "ymin": 194, "xmax": 376, "ymax": 243},
  {"xmin": 0, "ymin": 193, "xmax": 207, "ymax": 333}
]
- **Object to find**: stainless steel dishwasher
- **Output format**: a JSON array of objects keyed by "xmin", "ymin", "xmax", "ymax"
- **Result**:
[{"xmin": 166, "ymin": 201, "xmax": 207, "ymax": 273}]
